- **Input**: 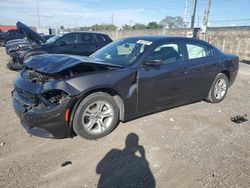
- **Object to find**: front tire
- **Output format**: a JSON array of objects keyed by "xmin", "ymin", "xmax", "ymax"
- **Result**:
[
  {"xmin": 73, "ymin": 92, "xmax": 119, "ymax": 140},
  {"xmin": 206, "ymin": 73, "xmax": 229, "ymax": 103}
]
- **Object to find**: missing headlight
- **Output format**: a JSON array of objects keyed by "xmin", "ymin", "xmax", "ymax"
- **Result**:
[{"xmin": 42, "ymin": 90, "xmax": 69, "ymax": 105}]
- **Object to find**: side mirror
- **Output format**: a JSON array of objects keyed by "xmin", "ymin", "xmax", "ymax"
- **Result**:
[
  {"xmin": 57, "ymin": 41, "xmax": 66, "ymax": 46},
  {"xmin": 144, "ymin": 59, "xmax": 162, "ymax": 66}
]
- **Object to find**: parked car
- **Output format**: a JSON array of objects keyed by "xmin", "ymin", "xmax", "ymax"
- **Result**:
[
  {"xmin": 0, "ymin": 32, "xmax": 5, "ymax": 46},
  {"xmin": 8, "ymin": 21, "xmax": 112, "ymax": 70},
  {"xmin": 0, "ymin": 29, "xmax": 25, "ymax": 46},
  {"xmin": 5, "ymin": 35, "xmax": 56, "ymax": 55},
  {"xmin": 12, "ymin": 36, "xmax": 239, "ymax": 139},
  {"xmin": 0, "ymin": 31, "xmax": 6, "ymax": 45}
]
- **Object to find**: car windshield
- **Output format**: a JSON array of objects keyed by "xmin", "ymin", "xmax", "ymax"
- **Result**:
[
  {"xmin": 90, "ymin": 38, "xmax": 152, "ymax": 66},
  {"xmin": 46, "ymin": 35, "xmax": 60, "ymax": 44}
]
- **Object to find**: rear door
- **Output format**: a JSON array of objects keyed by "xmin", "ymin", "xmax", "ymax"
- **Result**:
[
  {"xmin": 76, "ymin": 33, "xmax": 96, "ymax": 56},
  {"xmin": 184, "ymin": 41, "xmax": 219, "ymax": 99}
]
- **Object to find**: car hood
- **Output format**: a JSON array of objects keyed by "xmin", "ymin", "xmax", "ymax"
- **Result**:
[
  {"xmin": 25, "ymin": 54, "xmax": 123, "ymax": 74},
  {"xmin": 16, "ymin": 21, "xmax": 46, "ymax": 44}
]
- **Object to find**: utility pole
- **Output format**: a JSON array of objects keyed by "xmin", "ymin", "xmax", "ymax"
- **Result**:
[
  {"xmin": 198, "ymin": 14, "xmax": 200, "ymax": 27},
  {"xmin": 36, "ymin": 0, "xmax": 41, "ymax": 28},
  {"xmin": 191, "ymin": 0, "xmax": 197, "ymax": 28},
  {"xmin": 111, "ymin": 13, "xmax": 114, "ymax": 25},
  {"xmin": 75, "ymin": 19, "xmax": 78, "ymax": 28},
  {"xmin": 203, "ymin": 0, "xmax": 212, "ymax": 40},
  {"xmin": 184, "ymin": 0, "xmax": 188, "ymax": 27}
]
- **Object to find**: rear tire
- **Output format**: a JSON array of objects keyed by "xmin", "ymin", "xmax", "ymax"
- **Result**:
[
  {"xmin": 73, "ymin": 92, "xmax": 119, "ymax": 140},
  {"xmin": 206, "ymin": 73, "xmax": 229, "ymax": 103}
]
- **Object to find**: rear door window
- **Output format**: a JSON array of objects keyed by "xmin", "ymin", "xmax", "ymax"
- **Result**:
[
  {"xmin": 79, "ymin": 33, "xmax": 94, "ymax": 43},
  {"xmin": 186, "ymin": 43, "xmax": 213, "ymax": 59}
]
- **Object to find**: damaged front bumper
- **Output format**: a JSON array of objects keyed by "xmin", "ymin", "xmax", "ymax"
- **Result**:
[{"xmin": 12, "ymin": 74, "xmax": 76, "ymax": 139}]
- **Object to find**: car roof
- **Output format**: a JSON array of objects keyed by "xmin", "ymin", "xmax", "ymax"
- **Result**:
[
  {"xmin": 123, "ymin": 35, "xmax": 214, "ymax": 47},
  {"xmin": 65, "ymin": 31, "xmax": 109, "ymax": 36},
  {"xmin": 122, "ymin": 35, "xmax": 204, "ymax": 42}
]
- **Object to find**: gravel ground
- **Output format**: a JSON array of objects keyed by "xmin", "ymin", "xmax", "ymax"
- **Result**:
[{"xmin": 0, "ymin": 47, "xmax": 249, "ymax": 188}]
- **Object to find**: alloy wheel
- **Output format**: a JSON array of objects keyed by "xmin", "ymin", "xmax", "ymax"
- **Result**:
[
  {"xmin": 82, "ymin": 101, "xmax": 114, "ymax": 134},
  {"xmin": 214, "ymin": 78, "xmax": 227, "ymax": 99}
]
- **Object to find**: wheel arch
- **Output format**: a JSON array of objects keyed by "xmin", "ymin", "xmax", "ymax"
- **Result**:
[
  {"xmin": 68, "ymin": 88, "xmax": 125, "ymax": 136},
  {"xmin": 220, "ymin": 70, "xmax": 230, "ymax": 82}
]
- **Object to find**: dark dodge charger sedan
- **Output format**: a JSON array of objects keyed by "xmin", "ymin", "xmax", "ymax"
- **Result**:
[{"xmin": 12, "ymin": 36, "xmax": 239, "ymax": 139}]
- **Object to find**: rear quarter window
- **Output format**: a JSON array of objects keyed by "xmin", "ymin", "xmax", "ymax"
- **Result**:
[{"xmin": 95, "ymin": 35, "xmax": 106, "ymax": 42}]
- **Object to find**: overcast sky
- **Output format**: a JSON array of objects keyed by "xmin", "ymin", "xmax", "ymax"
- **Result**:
[{"xmin": 0, "ymin": 0, "xmax": 249, "ymax": 28}]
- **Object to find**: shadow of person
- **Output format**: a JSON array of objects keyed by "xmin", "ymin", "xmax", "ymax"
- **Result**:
[{"xmin": 96, "ymin": 133, "xmax": 155, "ymax": 188}]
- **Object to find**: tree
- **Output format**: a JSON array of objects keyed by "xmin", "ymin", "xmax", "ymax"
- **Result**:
[
  {"xmin": 160, "ymin": 16, "xmax": 187, "ymax": 28},
  {"xmin": 90, "ymin": 24, "xmax": 117, "ymax": 31},
  {"xmin": 132, "ymin": 23, "xmax": 147, "ymax": 30},
  {"xmin": 79, "ymin": 26, "xmax": 91, "ymax": 31},
  {"xmin": 146, "ymin": 22, "xmax": 162, "ymax": 29},
  {"xmin": 122, "ymin": 24, "xmax": 132, "ymax": 30}
]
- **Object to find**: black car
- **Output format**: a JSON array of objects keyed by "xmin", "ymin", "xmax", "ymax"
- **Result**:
[
  {"xmin": 8, "ymin": 22, "xmax": 112, "ymax": 70},
  {"xmin": 12, "ymin": 36, "xmax": 239, "ymax": 139},
  {"xmin": 0, "ymin": 29, "xmax": 25, "ymax": 46}
]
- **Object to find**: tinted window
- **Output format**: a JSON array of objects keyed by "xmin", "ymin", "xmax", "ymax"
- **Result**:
[
  {"xmin": 95, "ymin": 35, "xmax": 106, "ymax": 42},
  {"xmin": 186, "ymin": 43, "xmax": 213, "ymax": 59},
  {"xmin": 59, "ymin": 34, "xmax": 77, "ymax": 44},
  {"xmin": 79, "ymin": 33, "xmax": 94, "ymax": 43},
  {"xmin": 147, "ymin": 43, "xmax": 183, "ymax": 64}
]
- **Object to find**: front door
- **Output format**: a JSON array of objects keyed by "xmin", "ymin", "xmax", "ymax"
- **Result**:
[
  {"xmin": 138, "ymin": 41, "xmax": 190, "ymax": 113},
  {"xmin": 53, "ymin": 33, "xmax": 78, "ymax": 55}
]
